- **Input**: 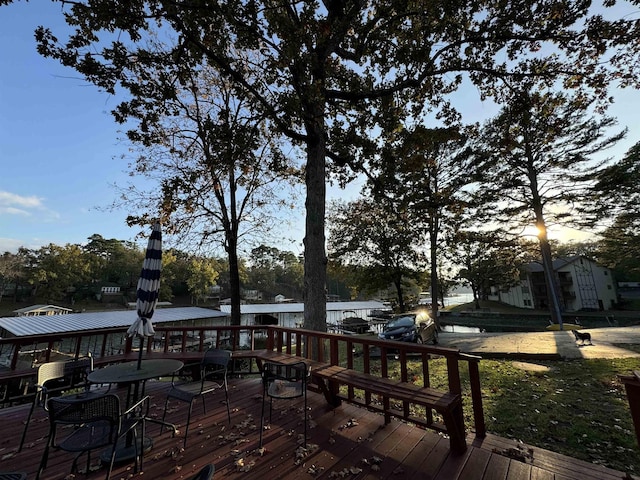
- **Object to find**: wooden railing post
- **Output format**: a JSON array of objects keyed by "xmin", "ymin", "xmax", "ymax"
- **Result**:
[
  {"xmin": 620, "ymin": 372, "xmax": 640, "ymax": 449},
  {"xmin": 266, "ymin": 328, "xmax": 274, "ymax": 350},
  {"xmin": 466, "ymin": 355, "xmax": 486, "ymax": 437}
]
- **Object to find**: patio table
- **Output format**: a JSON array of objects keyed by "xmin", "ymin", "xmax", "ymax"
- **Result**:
[{"xmin": 87, "ymin": 359, "xmax": 183, "ymax": 463}]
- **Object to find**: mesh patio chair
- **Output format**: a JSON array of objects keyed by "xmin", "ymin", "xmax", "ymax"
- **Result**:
[
  {"xmin": 36, "ymin": 393, "xmax": 149, "ymax": 480},
  {"xmin": 259, "ymin": 361, "xmax": 310, "ymax": 448},
  {"xmin": 189, "ymin": 464, "xmax": 215, "ymax": 480},
  {"xmin": 19, "ymin": 355, "xmax": 96, "ymax": 452},
  {"xmin": 0, "ymin": 473, "xmax": 27, "ymax": 480},
  {"xmin": 162, "ymin": 348, "xmax": 231, "ymax": 447}
]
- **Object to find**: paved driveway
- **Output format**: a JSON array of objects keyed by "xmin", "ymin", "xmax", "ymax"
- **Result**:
[{"xmin": 438, "ymin": 326, "xmax": 640, "ymax": 360}]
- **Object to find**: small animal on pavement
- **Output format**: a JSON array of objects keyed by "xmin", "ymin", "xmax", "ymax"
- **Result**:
[{"xmin": 572, "ymin": 329, "xmax": 592, "ymax": 345}]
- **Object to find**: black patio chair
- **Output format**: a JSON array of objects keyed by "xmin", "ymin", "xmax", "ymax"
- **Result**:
[
  {"xmin": 0, "ymin": 473, "xmax": 27, "ymax": 480},
  {"xmin": 259, "ymin": 361, "xmax": 310, "ymax": 448},
  {"xmin": 36, "ymin": 393, "xmax": 149, "ymax": 480},
  {"xmin": 19, "ymin": 355, "xmax": 96, "ymax": 452},
  {"xmin": 189, "ymin": 464, "xmax": 215, "ymax": 480},
  {"xmin": 162, "ymin": 348, "xmax": 231, "ymax": 447}
]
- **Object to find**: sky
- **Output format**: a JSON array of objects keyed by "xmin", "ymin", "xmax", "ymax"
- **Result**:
[{"xmin": 0, "ymin": 1, "xmax": 639, "ymax": 255}]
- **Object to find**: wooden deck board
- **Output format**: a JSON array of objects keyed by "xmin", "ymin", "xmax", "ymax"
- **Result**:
[{"xmin": 0, "ymin": 376, "xmax": 636, "ymax": 480}]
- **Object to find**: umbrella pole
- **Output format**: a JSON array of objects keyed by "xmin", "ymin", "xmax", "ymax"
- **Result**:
[{"xmin": 137, "ymin": 336, "xmax": 144, "ymax": 370}]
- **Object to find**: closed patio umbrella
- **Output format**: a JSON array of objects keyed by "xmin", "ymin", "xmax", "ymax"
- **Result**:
[{"xmin": 127, "ymin": 222, "xmax": 162, "ymax": 369}]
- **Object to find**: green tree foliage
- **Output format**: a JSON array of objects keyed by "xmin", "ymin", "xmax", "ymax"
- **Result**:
[
  {"xmin": 246, "ymin": 246, "xmax": 303, "ymax": 300},
  {"xmin": 475, "ymin": 86, "xmax": 625, "ymax": 324},
  {"xmin": 186, "ymin": 257, "xmax": 222, "ymax": 305},
  {"xmin": 115, "ymin": 62, "xmax": 299, "ymax": 325},
  {"xmin": 328, "ymin": 199, "xmax": 425, "ymax": 312},
  {"xmin": 29, "ymin": 0, "xmax": 624, "ymax": 332},
  {"xmin": 593, "ymin": 141, "xmax": 640, "ymax": 217},
  {"xmin": 0, "ymin": 252, "xmax": 24, "ymax": 303},
  {"xmin": 371, "ymin": 125, "xmax": 478, "ymax": 322},
  {"xmin": 597, "ymin": 214, "xmax": 640, "ymax": 281},
  {"xmin": 84, "ymin": 234, "xmax": 143, "ymax": 287},
  {"xmin": 28, "ymin": 244, "xmax": 94, "ymax": 302},
  {"xmin": 454, "ymin": 231, "xmax": 523, "ymax": 309},
  {"xmin": 591, "ymin": 141, "xmax": 640, "ymax": 280}
]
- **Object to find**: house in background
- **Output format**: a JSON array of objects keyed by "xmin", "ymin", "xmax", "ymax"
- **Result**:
[
  {"xmin": 13, "ymin": 305, "xmax": 73, "ymax": 316},
  {"xmin": 490, "ymin": 256, "xmax": 617, "ymax": 312}
]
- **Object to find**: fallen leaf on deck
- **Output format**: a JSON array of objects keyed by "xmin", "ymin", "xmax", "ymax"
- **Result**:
[
  {"xmin": 339, "ymin": 419, "xmax": 358, "ymax": 430},
  {"xmin": 307, "ymin": 464, "xmax": 324, "ymax": 475}
]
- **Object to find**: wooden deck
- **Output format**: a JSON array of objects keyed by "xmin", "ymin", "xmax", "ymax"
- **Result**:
[{"xmin": 0, "ymin": 376, "xmax": 631, "ymax": 480}]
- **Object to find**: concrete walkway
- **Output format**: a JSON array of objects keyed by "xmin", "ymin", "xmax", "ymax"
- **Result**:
[{"xmin": 437, "ymin": 326, "xmax": 640, "ymax": 360}]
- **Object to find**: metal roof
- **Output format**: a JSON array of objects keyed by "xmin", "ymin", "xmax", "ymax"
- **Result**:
[
  {"xmin": 0, "ymin": 307, "xmax": 228, "ymax": 337},
  {"xmin": 219, "ymin": 301, "xmax": 385, "ymax": 315}
]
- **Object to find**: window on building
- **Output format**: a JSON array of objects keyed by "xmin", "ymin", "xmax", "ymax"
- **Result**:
[{"xmin": 524, "ymin": 299, "xmax": 532, "ymax": 306}]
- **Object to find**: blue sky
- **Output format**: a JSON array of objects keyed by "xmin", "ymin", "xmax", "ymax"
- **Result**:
[
  {"xmin": 0, "ymin": 1, "xmax": 638, "ymax": 255},
  {"xmin": 0, "ymin": 1, "xmax": 142, "ymax": 253}
]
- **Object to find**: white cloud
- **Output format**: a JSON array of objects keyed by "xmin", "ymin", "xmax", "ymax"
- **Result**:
[
  {"xmin": 0, "ymin": 237, "xmax": 29, "ymax": 254},
  {"xmin": 0, "ymin": 207, "xmax": 31, "ymax": 216},
  {"xmin": 0, "ymin": 191, "xmax": 43, "ymax": 209},
  {"xmin": 0, "ymin": 190, "xmax": 61, "ymax": 221}
]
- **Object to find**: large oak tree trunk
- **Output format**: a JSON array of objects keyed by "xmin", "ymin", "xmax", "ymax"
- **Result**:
[{"xmin": 303, "ymin": 120, "xmax": 328, "ymax": 333}]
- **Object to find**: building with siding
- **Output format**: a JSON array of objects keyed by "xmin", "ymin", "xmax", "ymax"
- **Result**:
[{"xmin": 489, "ymin": 256, "xmax": 617, "ymax": 312}]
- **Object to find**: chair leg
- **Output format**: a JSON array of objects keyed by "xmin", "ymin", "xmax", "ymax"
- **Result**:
[
  {"xmin": 224, "ymin": 384, "xmax": 231, "ymax": 424},
  {"xmin": 139, "ymin": 417, "xmax": 146, "ymax": 472},
  {"xmin": 130, "ymin": 426, "xmax": 139, "ymax": 474},
  {"xmin": 183, "ymin": 400, "xmax": 194, "ymax": 448},
  {"xmin": 161, "ymin": 396, "xmax": 170, "ymax": 435},
  {"xmin": 259, "ymin": 389, "xmax": 267, "ymax": 448},
  {"xmin": 303, "ymin": 390, "xmax": 307, "ymax": 448},
  {"xmin": 107, "ymin": 441, "xmax": 118, "ymax": 480},
  {"xmin": 18, "ymin": 396, "xmax": 38, "ymax": 451},
  {"xmin": 85, "ymin": 450, "xmax": 92, "ymax": 476},
  {"xmin": 35, "ymin": 437, "xmax": 52, "ymax": 480}
]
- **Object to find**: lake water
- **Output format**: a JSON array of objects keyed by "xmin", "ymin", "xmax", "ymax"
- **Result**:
[
  {"xmin": 420, "ymin": 292, "xmax": 474, "ymax": 307},
  {"xmin": 441, "ymin": 324, "xmax": 482, "ymax": 333},
  {"xmin": 444, "ymin": 293, "xmax": 474, "ymax": 306}
]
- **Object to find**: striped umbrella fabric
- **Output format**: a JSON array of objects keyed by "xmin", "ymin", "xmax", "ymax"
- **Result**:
[{"xmin": 127, "ymin": 222, "xmax": 162, "ymax": 341}]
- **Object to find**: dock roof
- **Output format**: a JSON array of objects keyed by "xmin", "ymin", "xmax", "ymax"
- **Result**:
[{"xmin": 0, "ymin": 306, "xmax": 228, "ymax": 337}]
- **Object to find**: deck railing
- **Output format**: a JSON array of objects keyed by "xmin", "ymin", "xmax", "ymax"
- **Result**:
[{"xmin": 0, "ymin": 324, "xmax": 485, "ymax": 437}]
